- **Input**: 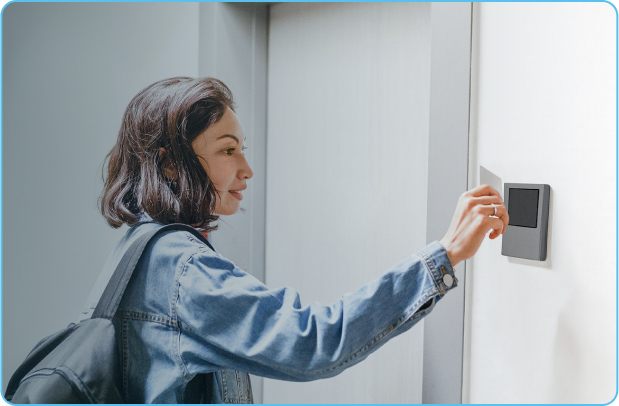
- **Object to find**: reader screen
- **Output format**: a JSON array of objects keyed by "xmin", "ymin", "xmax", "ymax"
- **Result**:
[{"xmin": 508, "ymin": 188, "xmax": 539, "ymax": 228}]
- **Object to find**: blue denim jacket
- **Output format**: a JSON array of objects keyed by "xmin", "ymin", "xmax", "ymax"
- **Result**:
[{"xmin": 79, "ymin": 214, "xmax": 458, "ymax": 403}]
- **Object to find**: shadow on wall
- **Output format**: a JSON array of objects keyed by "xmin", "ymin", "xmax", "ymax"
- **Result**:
[{"xmin": 551, "ymin": 290, "xmax": 584, "ymax": 403}]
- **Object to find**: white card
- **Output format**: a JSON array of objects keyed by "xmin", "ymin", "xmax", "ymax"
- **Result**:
[{"xmin": 479, "ymin": 165, "xmax": 503, "ymax": 198}]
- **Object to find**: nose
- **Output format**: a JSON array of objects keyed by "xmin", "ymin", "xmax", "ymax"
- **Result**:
[{"xmin": 240, "ymin": 155, "xmax": 254, "ymax": 180}]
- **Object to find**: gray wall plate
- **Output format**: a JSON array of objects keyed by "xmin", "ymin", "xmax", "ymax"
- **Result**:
[{"xmin": 501, "ymin": 183, "xmax": 551, "ymax": 261}]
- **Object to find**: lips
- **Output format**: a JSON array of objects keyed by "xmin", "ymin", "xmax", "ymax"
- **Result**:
[{"xmin": 229, "ymin": 189, "xmax": 244, "ymax": 200}]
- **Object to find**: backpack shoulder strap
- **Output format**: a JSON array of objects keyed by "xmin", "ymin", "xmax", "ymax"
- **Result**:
[{"xmin": 92, "ymin": 223, "xmax": 214, "ymax": 320}]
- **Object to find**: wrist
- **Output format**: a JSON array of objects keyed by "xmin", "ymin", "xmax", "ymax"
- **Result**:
[{"xmin": 439, "ymin": 239, "xmax": 460, "ymax": 269}]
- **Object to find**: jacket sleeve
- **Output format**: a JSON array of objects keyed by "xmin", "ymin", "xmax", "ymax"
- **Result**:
[{"xmin": 175, "ymin": 241, "xmax": 457, "ymax": 382}]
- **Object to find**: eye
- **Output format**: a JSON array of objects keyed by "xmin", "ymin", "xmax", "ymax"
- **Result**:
[{"xmin": 224, "ymin": 146, "xmax": 248, "ymax": 156}]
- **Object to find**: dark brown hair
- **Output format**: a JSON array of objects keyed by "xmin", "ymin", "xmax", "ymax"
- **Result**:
[{"xmin": 98, "ymin": 77, "xmax": 235, "ymax": 232}]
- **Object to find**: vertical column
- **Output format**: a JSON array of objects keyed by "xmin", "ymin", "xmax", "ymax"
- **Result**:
[
  {"xmin": 423, "ymin": 3, "xmax": 472, "ymax": 404},
  {"xmin": 198, "ymin": 4, "xmax": 269, "ymax": 403},
  {"xmin": 198, "ymin": 2, "xmax": 268, "ymax": 285}
]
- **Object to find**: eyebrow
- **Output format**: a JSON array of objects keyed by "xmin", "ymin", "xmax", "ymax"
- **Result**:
[{"xmin": 216, "ymin": 134, "xmax": 239, "ymax": 143}]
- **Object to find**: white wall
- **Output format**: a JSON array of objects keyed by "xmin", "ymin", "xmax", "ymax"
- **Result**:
[
  {"xmin": 465, "ymin": 3, "xmax": 616, "ymax": 403},
  {"xmin": 264, "ymin": 3, "xmax": 431, "ymax": 403}
]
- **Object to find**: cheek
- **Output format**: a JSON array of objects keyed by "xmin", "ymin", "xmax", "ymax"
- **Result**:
[{"xmin": 205, "ymin": 158, "xmax": 235, "ymax": 189}]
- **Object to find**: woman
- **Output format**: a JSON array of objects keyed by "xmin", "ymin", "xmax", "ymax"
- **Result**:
[{"xmin": 82, "ymin": 77, "xmax": 508, "ymax": 403}]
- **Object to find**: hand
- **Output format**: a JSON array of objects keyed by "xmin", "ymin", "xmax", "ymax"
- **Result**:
[{"xmin": 439, "ymin": 184, "xmax": 509, "ymax": 267}]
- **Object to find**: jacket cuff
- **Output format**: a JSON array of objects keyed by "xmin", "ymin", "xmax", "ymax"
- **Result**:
[{"xmin": 417, "ymin": 241, "xmax": 458, "ymax": 297}]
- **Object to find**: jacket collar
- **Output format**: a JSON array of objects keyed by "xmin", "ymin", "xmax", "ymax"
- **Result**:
[{"xmin": 135, "ymin": 211, "xmax": 155, "ymax": 224}]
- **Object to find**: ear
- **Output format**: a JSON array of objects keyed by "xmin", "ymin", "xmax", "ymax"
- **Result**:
[{"xmin": 158, "ymin": 148, "xmax": 178, "ymax": 181}]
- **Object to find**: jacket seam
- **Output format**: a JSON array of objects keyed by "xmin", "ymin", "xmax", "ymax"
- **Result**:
[
  {"xmin": 398, "ymin": 287, "xmax": 436, "ymax": 324},
  {"xmin": 117, "ymin": 310, "xmax": 176, "ymax": 328},
  {"xmin": 121, "ymin": 318, "xmax": 129, "ymax": 400},
  {"xmin": 179, "ymin": 320, "xmax": 196, "ymax": 334},
  {"xmin": 234, "ymin": 370, "xmax": 250, "ymax": 403},
  {"xmin": 184, "ymin": 232, "xmax": 203, "ymax": 246},
  {"xmin": 174, "ymin": 248, "xmax": 208, "ymax": 380},
  {"xmin": 416, "ymin": 249, "xmax": 445, "ymax": 295}
]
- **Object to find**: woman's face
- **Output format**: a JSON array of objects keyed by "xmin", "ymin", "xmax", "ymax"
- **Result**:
[{"xmin": 192, "ymin": 107, "xmax": 253, "ymax": 215}]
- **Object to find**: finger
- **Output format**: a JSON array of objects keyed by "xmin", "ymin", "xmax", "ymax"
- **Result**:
[
  {"xmin": 469, "ymin": 184, "xmax": 503, "ymax": 200},
  {"xmin": 479, "ymin": 203, "xmax": 507, "ymax": 218},
  {"xmin": 500, "ymin": 208, "xmax": 509, "ymax": 234},
  {"xmin": 489, "ymin": 204, "xmax": 509, "ymax": 234},
  {"xmin": 486, "ymin": 217, "xmax": 505, "ymax": 239},
  {"xmin": 471, "ymin": 195, "xmax": 504, "ymax": 206},
  {"xmin": 478, "ymin": 204, "xmax": 509, "ymax": 235}
]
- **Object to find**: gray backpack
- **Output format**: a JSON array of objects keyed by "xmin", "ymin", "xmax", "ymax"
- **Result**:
[{"xmin": 6, "ymin": 223, "xmax": 215, "ymax": 403}]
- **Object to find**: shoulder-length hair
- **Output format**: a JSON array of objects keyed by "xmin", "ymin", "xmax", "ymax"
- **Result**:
[{"xmin": 98, "ymin": 77, "xmax": 235, "ymax": 233}]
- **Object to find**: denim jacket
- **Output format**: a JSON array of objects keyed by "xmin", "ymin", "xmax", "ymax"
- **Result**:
[{"xmin": 79, "ymin": 214, "xmax": 458, "ymax": 403}]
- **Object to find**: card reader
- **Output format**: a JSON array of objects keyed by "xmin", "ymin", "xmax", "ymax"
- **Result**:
[{"xmin": 501, "ymin": 183, "xmax": 550, "ymax": 261}]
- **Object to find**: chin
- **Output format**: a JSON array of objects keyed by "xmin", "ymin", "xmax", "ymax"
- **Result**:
[{"xmin": 214, "ymin": 205, "xmax": 239, "ymax": 216}]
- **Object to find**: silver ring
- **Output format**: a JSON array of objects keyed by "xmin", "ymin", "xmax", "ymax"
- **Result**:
[{"xmin": 491, "ymin": 203, "xmax": 497, "ymax": 216}]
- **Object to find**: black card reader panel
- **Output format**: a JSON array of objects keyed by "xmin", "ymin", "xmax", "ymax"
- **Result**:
[{"xmin": 508, "ymin": 188, "xmax": 539, "ymax": 228}]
